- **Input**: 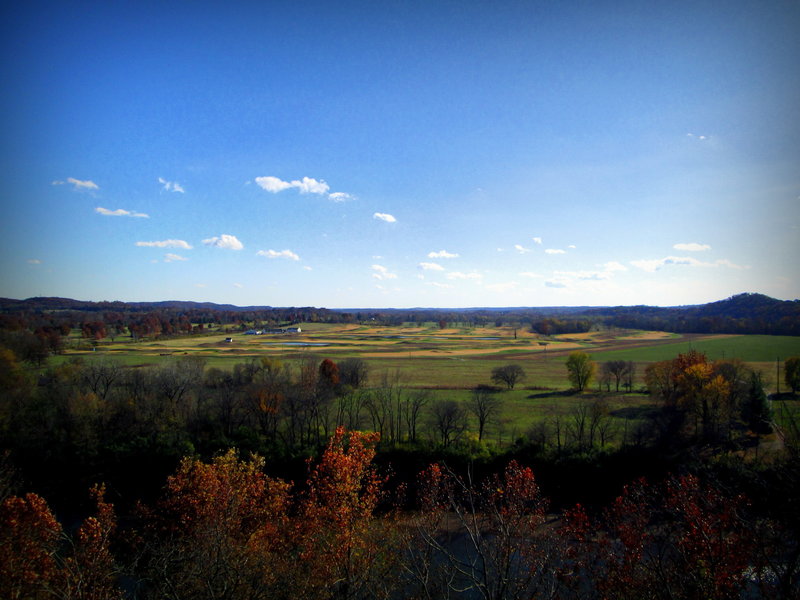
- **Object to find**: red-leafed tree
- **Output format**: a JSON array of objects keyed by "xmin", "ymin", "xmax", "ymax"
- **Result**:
[
  {"xmin": 406, "ymin": 460, "xmax": 556, "ymax": 599},
  {"xmin": 61, "ymin": 484, "xmax": 123, "ymax": 600},
  {"xmin": 137, "ymin": 449, "xmax": 291, "ymax": 599},
  {"xmin": 295, "ymin": 426, "xmax": 397, "ymax": 598},
  {"xmin": 0, "ymin": 492, "xmax": 62, "ymax": 599},
  {"xmin": 559, "ymin": 474, "xmax": 755, "ymax": 600}
]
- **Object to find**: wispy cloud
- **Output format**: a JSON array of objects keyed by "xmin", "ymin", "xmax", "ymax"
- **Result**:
[
  {"xmin": 545, "ymin": 248, "xmax": 565, "ymax": 255},
  {"xmin": 715, "ymin": 259, "xmax": 747, "ymax": 269},
  {"xmin": 532, "ymin": 237, "xmax": 542, "ymax": 245},
  {"xmin": 542, "ymin": 262, "xmax": 627, "ymax": 290},
  {"xmin": 164, "ymin": 253, "xmax": 188, "ymax": 262},
  {"xmin": 328, "ymin": 192, "xmax": 353, "ymax": 202},
  {"xmin": 687, "ymin": 133, "xmax": 710, "ymax": 141},
  {"xmin": 202, "ymin": 234, "xmax": 243, "ymax": 250},
  {"xmin": 545, "ymin": 279, "xmax": 567, "ymax": 288},
  {"xmin": 519, "ymin": 271, "xmax": 542, "ymax": 278},
  {"xmin": 446, "ymin": 271, "xmax": 482, "ymax": 281},
  {"xmin": 136, "ymin": 239, "xmax": 193, "ymax": 249},
  {"xmin": 673, "ymin": 242, "xmax": 711, "ymax": 252},
  {"xmin": 428, "ymin": 249, "xmax": 459, "ymax": 259},
  {"xmin": 631, "ymin": 256, "xmax": 746, "ymax": 272},
  {"xmin": 158, "ymin": 177, "xmax": 185, "ymax": 193},
  {"xmin": 53, "ymin": 177, "xmax": 99, "ymax": 191},
  {"xmin": 373, "ymin": 212, "xmax": 397, "ymax": 223},
  {"xmin": 514, "ymin": 244, "xmax": 531, "ymax": 254},
  {"xmin": 27, "ymin": 259, "xmax": 42, "ymax": 264},
  {"xmin": 418, "ymin": 262, "xmax": 444, "ymax": 271},
  {"xmin": 603, "ymin": 261, "xmax": 627, "ymax": 272},
  {"xmin": 428, "ymin": 282, "xmax": 454, "ymax": 289},
  {"xmin": 256, "ymin": 249, "xmax": 300, "ymax": 261},
  {"xmin": 95, "ymin": 207, "xmax": 149, "ymax": 218},
  {"xmin": 233, "ymin": 283, "xmax": 244, "ymax": 288},
  {"xmin": 555, "ymin": 269, "xmax": 612, "ymax": 281},
  {"xmin": 371, "ymin": 264, "xmax": 397, "ymax": 280}
]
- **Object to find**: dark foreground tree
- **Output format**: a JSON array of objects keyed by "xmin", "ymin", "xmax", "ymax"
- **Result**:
[
  {"xmin": 431, "ymin": 400, "xmax": 467, "ymax": 447},
  {"xmin": 468, "ymin": 387, "xmax": 503, "ymax": 441}
]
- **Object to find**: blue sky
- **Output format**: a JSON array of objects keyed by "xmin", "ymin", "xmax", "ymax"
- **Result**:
[{"xmin": 1, "ymin": 1, "xmax": 798, "ymax": 308}]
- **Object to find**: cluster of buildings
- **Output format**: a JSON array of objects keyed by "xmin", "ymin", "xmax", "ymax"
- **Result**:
[{"xmin": 243, "ymin": 327, "xmax": 302, "ymax": 335}]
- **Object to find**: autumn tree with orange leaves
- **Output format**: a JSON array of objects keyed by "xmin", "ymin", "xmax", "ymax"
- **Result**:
[
  {"xmin": 295, "ymin": 426, "xmax": 399, "ymax": 599},
  {"xmin": 135, "ymin": 449, "xmax": 291, "ymax": 599},
  {"xmin": 0, "ymin": 485, "xmax": 122, "ymax": 600}
]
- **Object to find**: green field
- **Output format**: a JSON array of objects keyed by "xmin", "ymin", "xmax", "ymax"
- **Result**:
[{"xmin": 588, "ymin": 334, "xmax": 800, "ymax": 363}]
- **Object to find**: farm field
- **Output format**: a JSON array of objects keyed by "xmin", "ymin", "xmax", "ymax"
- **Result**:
[
  {"xmin": 60, "ymin": 324, "xmax": 800, "ymax": 394},
  {"xmin": 53, "ymin": 323, "xmax": 800, "ymax": 453}
]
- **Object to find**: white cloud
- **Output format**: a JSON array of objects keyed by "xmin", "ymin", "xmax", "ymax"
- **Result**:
[
  {"xmin": 202, "ymin": 234, "xmax": 243, "ymax": 250},
  {"xmin": 373, "ymin": 212, "xmax": 397, "ymax": 223},
  {"xmin": 303, "ymin": 266, "xmax": 313, "ymax": 271},
  {"xmin": 545, "ymin": 279, "xmax": 568, "ymax": 288},
  {"xmin": 519, "ymin": 271, "xmax": 542, "ymax": 278},
  {"xmin": 673, "ymin": 242, "xmax": 711, "ymax": 252},
  {"xmin": 428, "ymin": 250, "xmax": 459, "ymax": 259},
  {"xmin": 428, "ymin": 282, "xmax": 454, "ymax": 289},
  {"xmin": 371, "ymin": 264, "xmax": 397, "ymax": 280},
  {"xmin": 603, "ymin": 261, "xmax": 627, "ymax": 272},
  {"xmin": 328, "ymin": 192, "xmax": 353, "ymax": 202},
  {"xmin": 514, "ymin": 244, "xmax": 531, "ymax": 254},
  {"xmin": 256, "ymin": 249, "xmax": 300, "ymax": 261},
  {"xmin": 164, "ymin": 253, "xmax": 188, "ymax": 262},
  {"xmin": 27, "ymin": 259, "xmax": 42, "ymax": 264},
  {"xmin": 255, "ymin": 176, "xmax": 293, "ymax": 193},
  {"xmin": 233, "ymin": 283, "xmax": 243, "ymax": 288},
  {"xmin": 556, "ymin": 269, "xmax": 612, "ymax": 281},
  {"xmin": 194, "ymin": 283, "xmax": 207, "ymax": 288},
  {"xmin": 545, "ymin": 248, "xmax": 565, "ymax": 255},
  {"xmin": 136, "ymin": 239, "xmax": 193, "ymax": 249},
  {"xmin": 158, "ymin": 177, "xmax": 185, "ymax": 193},
  {"xmin": 687, "ymin": 133, "xmax": 709, "ymax": 141},
  {"xmin": 295, "ymin": 177, "xmax": 330, "ymax": 194},
  {"xmin": 630, "ymin": 255, "xmax": 746, "ymax": 272},
  {"xmin": 53, "ymin": 177, "xmax": 99, "ymax": 191},
  {"xmin": 446, "ymin": 271, "xmax": 482, "ymax": 281},
  {"xmin": 418, "ymin": 262, "xmax": 444, "ymax": 271},
  {"xmin": 95, "ymin": 207, "xmax": 149, "ymax": 218},
  {"xmin": 255, "ymin": 175, "xmax": 330, "ymax": 195},
  {"xmin": 568, "ymin": 244, "xmax": 576, "ymax": 249},
  {"xmin": 532, "ymin": 237, "xmax": 542, "ymax": 245}
]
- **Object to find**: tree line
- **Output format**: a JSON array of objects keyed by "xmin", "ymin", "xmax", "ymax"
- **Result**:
[{"xmin": 3, "ymin": 293, "xmax": 798, "ymax": 346}]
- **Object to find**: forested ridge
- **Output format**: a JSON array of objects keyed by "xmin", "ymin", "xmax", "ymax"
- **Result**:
[{"xmin": 2, "ymin": 292, "xmax": 799, "ymax": 340}]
